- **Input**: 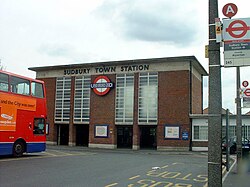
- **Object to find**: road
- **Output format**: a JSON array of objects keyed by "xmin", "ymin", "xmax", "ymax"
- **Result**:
[{"xmin": 0, "ymin": 146, "xmax": 208, "ymax": 187}]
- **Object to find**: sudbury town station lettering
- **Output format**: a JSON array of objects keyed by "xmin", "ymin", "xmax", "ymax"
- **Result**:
[{"xmin": 64, "ymin": 64, "xmax": 150, "ymax": 75}]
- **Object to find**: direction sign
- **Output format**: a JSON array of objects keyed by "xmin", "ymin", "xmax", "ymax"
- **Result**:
[
  {"xmin": 222, "ymin": 3, "xmax": 238, "ymax": 18},
  {"xmin": 243, "ymin": 97, "xmax": 250, "ymax": 108},
  {"xmin": 223, "ymin": 18, "xmax": 250, "ymax": 67}
]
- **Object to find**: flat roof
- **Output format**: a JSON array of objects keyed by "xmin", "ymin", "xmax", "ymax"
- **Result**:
[{"xmin": 29, "ymin": 56, "xmax": 208, "ymax": 76}]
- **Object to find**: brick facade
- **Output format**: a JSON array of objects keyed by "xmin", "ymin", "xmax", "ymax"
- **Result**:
[{"xmin": 30, "ymin": 56, "xmax": 207, "ymax": 151}]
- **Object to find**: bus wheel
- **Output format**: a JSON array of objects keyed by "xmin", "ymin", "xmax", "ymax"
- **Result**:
[{"xmin": 13, "ymin": 141, "xmax": 25, "ymax": 157}]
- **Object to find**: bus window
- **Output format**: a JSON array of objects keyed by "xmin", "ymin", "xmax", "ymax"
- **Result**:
[
  {"xmin": 0, "ymin": 72, "xmax": 9, "ymax": 92},
  {"xmin": 34, "ymin": 118, "xmax": 45, "ymax": 135},
  {"xmin": 10, "ymin": 76, "xmax": 30, "ymax": 95},
  {"xmin": 31, "ymin": 82, "xmax": 44, "ymax": 98}
]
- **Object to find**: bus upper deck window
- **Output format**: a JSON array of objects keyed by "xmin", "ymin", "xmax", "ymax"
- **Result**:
[
  {"xmin": 0, "ymin": 72, "xmax": 9, "ymax": 92},
  {"xmin": 10, "ymin": 76, "xmax": 30, "ymax": 95},
  {"xmin": 31, "ymin": 82, "xmax": 44, "ymax": 98}
]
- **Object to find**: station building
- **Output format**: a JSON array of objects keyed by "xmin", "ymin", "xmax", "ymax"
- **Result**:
[{"xmin": 29, "ymin": 56, "xmax": 208, "ymax": 151}]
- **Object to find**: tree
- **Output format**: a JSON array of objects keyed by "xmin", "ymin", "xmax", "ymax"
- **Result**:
[{"xmin": 0, "ymin": 59, "xmax": 6, "ymax": 70}]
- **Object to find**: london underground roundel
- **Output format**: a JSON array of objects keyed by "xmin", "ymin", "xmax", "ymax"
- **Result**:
[{"xmin": 90, "ymin": 76, "xmax": 113, "ymax": 96}]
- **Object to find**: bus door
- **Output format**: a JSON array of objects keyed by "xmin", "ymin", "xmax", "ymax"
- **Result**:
[{"xmin": 26, "ymin": 118, "xmax": 46, "ymax": 152}]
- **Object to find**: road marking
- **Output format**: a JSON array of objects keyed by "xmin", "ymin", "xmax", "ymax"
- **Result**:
[
  {"xmin": 104, "ymin": 183, "xmax": 118, "ymax": 187},
  {"xmin": 44, "ymin": 152, "xmax": 57, "ymax": 156},
  {"xmin": 129, "ymin": 175, "xmax": 140, "ymax": 180},
  {"xmin": 0, "ymin": 152, "xmax": 96, "ymax": 162},
  {"xmin": 172, "ymin": 162, "xmax": 184, "ymax": 165},
  {"xmin": 161, "ymin": 165, "xmax": 169, "ymax": 168}
]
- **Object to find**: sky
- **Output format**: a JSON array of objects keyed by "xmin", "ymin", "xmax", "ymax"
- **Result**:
[{"xmin": 0, "ymin": 0, "xmax": 250, "ymax": 114}]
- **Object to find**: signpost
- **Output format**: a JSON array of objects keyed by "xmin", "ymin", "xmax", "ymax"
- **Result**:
[
  {"xmin": 243, "ymin": 88, "xmax": 250, "ymax": 97},
  {"xmin": 222, "ymin": 3, "xmax": 238, "ymax": 18},
  {"xmin": 242, "ymin": 80, "xmax": 249, "ymax": 87},
  {"xmin": 208, "ymin": 1, "xmax": 222, "ymax": 186},
  {"xmin": 223, "ymin": 18, "xmax": 250, "ymax": 67},
  {"xmin": 243, "ymin": 87, "xmax": 250, "ymax": 108}
]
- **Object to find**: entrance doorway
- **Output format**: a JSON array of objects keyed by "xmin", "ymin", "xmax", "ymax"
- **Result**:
[
  {"xmin": 117, "ymin": 126, "xmax": 133, "ymax": 148},
  {"xmin": 140, "ymin": 126, "xmax": 157, "ymax": 149},
  {"xmin": 76, "ymin": 125, "xmax": 89, "ymax": 146},
  {"xmin": 57, "ymin": 124, "xmax": 69, "ymax": 145}
]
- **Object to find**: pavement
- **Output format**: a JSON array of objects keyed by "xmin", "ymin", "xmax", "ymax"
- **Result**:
[{"xmin": 223, "ymin": 152, "xmax": 250, "ymax": 187}]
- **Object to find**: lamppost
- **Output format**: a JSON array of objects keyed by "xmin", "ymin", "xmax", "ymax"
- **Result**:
[{"xmin": 208, "ymin": 0, "xmax": 222, "ymax": 186}]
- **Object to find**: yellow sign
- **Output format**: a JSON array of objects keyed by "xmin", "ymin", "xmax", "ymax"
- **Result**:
[
  {"xmin": 205, "ymin": 45, "xmax": 209, "ymax": 58},
  {"xmin": 0, "ymin": 92, "xmax": 36, "ymax": 131}
]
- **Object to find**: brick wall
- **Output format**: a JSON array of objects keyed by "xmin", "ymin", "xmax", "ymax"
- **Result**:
[
  {"xmin": 191, "ymin": 74, "xmax": 203, "ymax": 114},
  {"xmin": 158, "ymin": 71, "xmax": 190, "ymax": 148},
  {"xmin": 40, "ymin": 77, "xmax": 57, "ymax": 143},
  {"xmin": 89, "ymin": 74, "xmax": 116, "ymax": 145}
]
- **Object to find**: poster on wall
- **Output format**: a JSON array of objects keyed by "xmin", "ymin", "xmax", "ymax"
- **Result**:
[
  {"xmin": 95, "ymin": 124, "xmax": 109, "ymax": 138},
  {"xmin": 164, "ymin": 125, "xmax": 180, "ymax": 139}
]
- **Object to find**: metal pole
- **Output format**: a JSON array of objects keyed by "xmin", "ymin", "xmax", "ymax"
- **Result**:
[
  {"xmin": 208, "ymin": 0, "xmax": 222, "ymax": 186},
  {"xmin": 226, "ymin": 109, "xmax": 229, "ymax": 171},
  {"xmin": 236, "ymin": 67, "xmax": 242, "ymax": 171}
]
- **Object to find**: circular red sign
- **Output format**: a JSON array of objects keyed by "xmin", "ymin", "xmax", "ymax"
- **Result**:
[
  {"xmin": 244, "ymin": 88, "xmax": 250, "ymax": 97},
  {"xmin": 222, "ymin": 3, "xmax": 238, "ymax": 18},
  {"xmin": 226, "ymin": 20, "xmax": 250, "ymax": 38},
  {"xmin": 91, "ymin": 76, "xmax": 113, "ymax": 96},
  {"xmin": 242, "ymin": 81, "xmax": 249, "ymax": 88}
]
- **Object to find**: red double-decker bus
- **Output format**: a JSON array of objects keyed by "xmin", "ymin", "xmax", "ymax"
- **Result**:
[{"xmin": 0, "ymin": 70, "xmax": 47, "ymax": 157}]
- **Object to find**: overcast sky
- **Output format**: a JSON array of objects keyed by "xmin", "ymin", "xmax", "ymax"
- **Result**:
[{"xmin": 0, "ymin": 0, "xmax": 250, "ymax": 114}]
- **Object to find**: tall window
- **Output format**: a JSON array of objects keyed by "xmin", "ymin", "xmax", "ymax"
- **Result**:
[
  {"xmin": 138, "ymin": 72, "xmax": 158, "ymax": 124},
  {"xmin": 116, "ymin": 74, "xmax": 134, "ymax": 124},
  {"xmin": 55, "ymin": 77, "xmax": 71, "ymax": 122},
  {"xmin": 74, "ymin": 76, "xmax": 91, "ymax": 123}
]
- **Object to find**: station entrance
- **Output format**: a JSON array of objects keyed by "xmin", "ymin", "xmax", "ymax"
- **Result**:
[
  {"xmin": 57, "ymin": 124, "xmax": 69, "ymax": 145},
  {"xmin": 117, "ymin": 126, "xmax": 133, "ymax": 148},
  {"xmin": 140, "ymin": 126, "xmax": 157, "ymax": 149},
  {"xmin": 75, "ymin": 125, "xmax": 89, "ymax": 146}
]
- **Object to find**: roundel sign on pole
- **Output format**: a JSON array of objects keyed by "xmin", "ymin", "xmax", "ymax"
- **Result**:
[
  {"xmin": 226, "ymin": 20, "xmax": 250, "ymax": 39},
  {"xmin": 222, "ymin": 3, "xmax": 238, "ymax": 18},
  {"xmin": 90, "ymin": 76, "xmax": 113, "ymax": 96}
]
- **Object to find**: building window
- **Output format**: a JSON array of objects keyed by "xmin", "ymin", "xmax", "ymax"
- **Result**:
[
  {"xmin": 138, "ymin": 72, "xmax": 158, "ymax": 124},
  {"xmin": 55, "ymin": 77, "xmax": 71, "ymax": 123},
  {"xmin": 193, "ymin": 126, "xmax": 208, "ymax": 141},
  {"xmin": 193, "ymin": 124, "xmax": 250, "ymax": 141},
  {"xmin": 115, "ymin": 74, "xmax": 134, "ymax": 124},
  {"xmin": 222, "ymin": 126, "xmax": 236, "ymax": 138},
  {"xmin": 242, "ymin": 125, "xmax": 250, "ymax": 139},
  {"xmin": 74, "ymin": 76, "xmax": 91, "ymax": 123}
]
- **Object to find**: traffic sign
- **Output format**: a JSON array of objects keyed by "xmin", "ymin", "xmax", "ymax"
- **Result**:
[
  {"xmin": 215, "ymin": 18, "xmax": 222, "ymax": 43},
  {"xmin": 223, "ymin": 18, "xmax": 250, "ymax": 41},
  {"xmin": 223, "ymin": 18, "xmax": 250, "ymax": 67},
  {"xmin": 226, "ymin": 20, "xmax": 250, "ymax": 39},
  {"xmin": 242, "ymin": 81, "xmax": 249, "ymax": 87},
  {"xmin": 222, "ymin": 3, "xmax": 238, "ymax": 18},
  {"xmin": 244, "ymin": 88, "xmax": 250, "ymax": 97},
  {"xmin": 243, "ymin": 97, "xmax": 250, "ymax": 108}
]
